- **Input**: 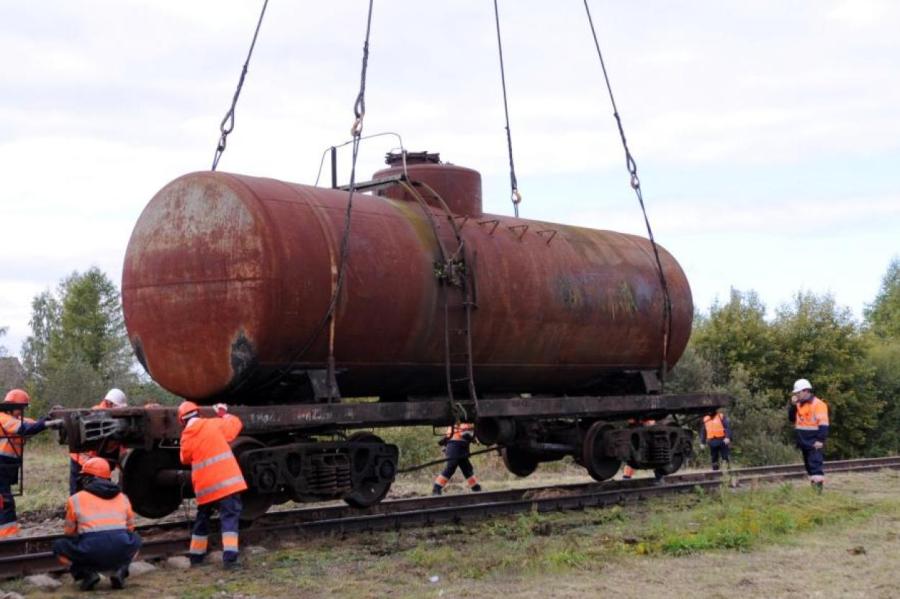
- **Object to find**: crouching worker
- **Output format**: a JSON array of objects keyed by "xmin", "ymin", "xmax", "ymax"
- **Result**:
[
  {"xmin": 52, "ymin": 458, "xmax": 141, "ymax": 591},
  {"xmin": 432, "ymin": 422, "xmax": 482, "ymax": 495},
  {"xmin": 178, "ymin": 401, "xmax": 246, "ymax": 568}
]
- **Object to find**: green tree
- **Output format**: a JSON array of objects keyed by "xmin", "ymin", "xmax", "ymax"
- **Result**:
[
  {"xmin": 21, "ymin": 290, "xmax": 60, "ymax": 384},
  {"xmin": 23, "ymin": 268, "xmax": 137, "ymax": 409},
  {"xmin": 691, "ymin": 288, "xmax": 776, "ymax": 394},
  {"xmin": 864, "ymin": 257, "xmax": 900, "ymax": 339},
  {"xmin": 864, "ymin": 258, "xmax": 900, "ymax": 454},
  {"xmin": 769, "ymin": 292, "xmax": 878, "ymax": 457}
]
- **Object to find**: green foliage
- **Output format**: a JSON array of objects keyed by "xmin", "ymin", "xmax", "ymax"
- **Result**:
[
  {"xmin": 378, "ymin": 426, "xmax": 442, "ymax": 470},
  {"xmin": 692, "ymin": 288, "xmax": 776, "ymax": 393},
  {"xmin": 641, "ymin": 483, "xmax": 871, "ymax": 556},
  {"xmin": 687, "ymin": 287, "xmax": 881, "ymax": 460},
  {"xmin": 865, "ymin": 257, "xmax": 900, "ymax": 339},
  {"xmin": 21, "ymin": 267, "xmax": 173, "ymax": 411},
  {"xmin": 770, "ymin": 293, "xmax": 878, "ymax": 456}
]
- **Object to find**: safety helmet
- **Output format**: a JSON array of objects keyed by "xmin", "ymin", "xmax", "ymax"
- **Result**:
[
  {"xmin": 3, "ymin": 389, "xmax": 30, "ymax": 404},
  {"xmin": 81, "ymin": 457, "xmax": 111, "ymax": 479},
  {"xmin": 792, "ymin": 378, "xmax": 812, "ymax": 394},
  {"xmin": 177, "ymin": 401, "xmax": 200, "ymax": 422},
  {"xmin": 104, "ymin": 388, "xmax": 128, "ymax": 407}
]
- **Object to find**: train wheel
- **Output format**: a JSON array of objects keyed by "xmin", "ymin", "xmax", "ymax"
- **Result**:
[
  {"xmin": 502, "ymin": 446, "xmax": 539, "ymax": 477},
  {"xmin": 231, "ymin": 436, "xmax": 275, "ymax": 521},
  {"xmin": 122, "ymin": 448, "xmax": 185, "ymax": 519},
  {"xmin": 654, "ymin": 451, "xmax": 685, "ymax": 478},
  {"xmin": 581, "ymin": 422, "xmax": 621, "ymax": 482},
  {"xmin": 344, "ymin": 432, "xmax": 394, "ymax": 508}
]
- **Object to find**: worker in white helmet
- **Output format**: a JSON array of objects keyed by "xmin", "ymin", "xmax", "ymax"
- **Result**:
[
  {"xmin": 68, "ymin": 389, "xmax": 129, "ymax": 495},
  {"xmin": 788, "ymin": 378, "xmax": 830, "ymax": 492}
]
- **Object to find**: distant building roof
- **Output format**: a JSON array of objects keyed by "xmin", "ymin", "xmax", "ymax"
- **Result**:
[{"xmin": 0, "ymin": 357, "xmax": 26, "ymax": 390}]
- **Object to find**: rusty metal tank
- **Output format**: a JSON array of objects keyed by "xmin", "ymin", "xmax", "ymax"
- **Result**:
[{"xmin": 122, "ymin": 153, "xmax": 693, "ymax": 403}]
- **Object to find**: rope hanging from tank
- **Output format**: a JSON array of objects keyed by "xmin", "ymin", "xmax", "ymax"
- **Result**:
[
  {"xmin": 492, "ymin": 0, "xmax": 522, "ymax": 217},
  {"xmin": 582, "ymin": 0, "xmax": 673, "ymax": 387},
  {"xmin": 210, "ymin": 0, "xmax": 269, "ymax": 171}
]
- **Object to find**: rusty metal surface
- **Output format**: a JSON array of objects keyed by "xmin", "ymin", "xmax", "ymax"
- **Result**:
[{"xmin": 123, "ymin": 163, "xmax": 693, "ymax": 402}]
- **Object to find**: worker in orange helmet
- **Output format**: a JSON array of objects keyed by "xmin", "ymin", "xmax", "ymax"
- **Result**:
[
  {"xmin": 432, "ymin": 422, "xmax": 482, "ymax": 495},
  {"xmin": 179, "ymin": 401, "xmax": 247, "ymax": 568},
  {"xmin": 52, "ymin": 457, "xmax": 142, "ymax": 591},
  {"xmin": 69, "ymin": 388, "xmax": 130, "ymax": 495},
  {"xmin": 0, "ymin": 389, "xmax": 53, "ymax": 538}
]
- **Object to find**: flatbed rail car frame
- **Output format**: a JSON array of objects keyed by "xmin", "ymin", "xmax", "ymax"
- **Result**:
[
  {"xmin": 50, "ymin": 393, "xmax": 731, "ymax": 449},
  {"xmin": 49, "ymin": 393, "xmax": 731, "ymax": 518}
]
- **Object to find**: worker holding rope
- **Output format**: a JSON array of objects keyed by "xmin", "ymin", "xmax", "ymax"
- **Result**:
[{"xmin": 432, "ymin": 422, "xmax": 483, "ymax": 495}]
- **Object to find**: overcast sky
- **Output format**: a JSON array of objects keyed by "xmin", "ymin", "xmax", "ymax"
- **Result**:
[{"xmin": 1, "ymin": 0, "xmax": 898, "ymax": 359}]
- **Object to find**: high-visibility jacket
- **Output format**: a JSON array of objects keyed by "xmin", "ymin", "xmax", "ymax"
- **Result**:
[
  {"xmin": 64, "ymin": 487, "xmax": 135, "ymax": 536},
  {"xmin": 702, "ymin": 414, "xmax": 729, "ymax": 441},
  {"xmin": 0, "ymin": 412, "xmax": 43, "ymax": 461},
  {"xmin": 791, "ymin": 397, "xmax": 830, "ymax": 448},
  {"xmin": 180, "ymin": 415, "xmax": 247, "ymax": 505},
  {"xmin": 445, "ymin": 423, "xmax": 475, "ymax": 442},
  {"xmin": 69, "ymin": 403, "xmax": 125, "ymax": 467}
]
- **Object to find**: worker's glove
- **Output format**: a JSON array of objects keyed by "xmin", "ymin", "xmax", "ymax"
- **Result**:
[
  {"xmin": 699, "ymin": 443, "xmax": 706, "ymax": 450},
  {"xmin": 812, "ymin": 441, "xmax": 824, "ymax": 450},
  {"xmin": 213, "ymin": 403, "xmax": 228, "ymax": 417},
  {"xmin": 44, "ymin": 419, "xmax": 65, "ymax": 429},
  {"xmin": 438, "ymin": 437, "xmax": 448, "ymax": 447},
  {"xmin": 723, "ymin": 438, "xmax": 731, "ymax": 446}
]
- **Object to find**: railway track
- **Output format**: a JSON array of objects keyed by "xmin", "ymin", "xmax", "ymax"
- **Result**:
[{"xmin": 2, "ymin": 455, "xmax": 899, "ymax": 580}]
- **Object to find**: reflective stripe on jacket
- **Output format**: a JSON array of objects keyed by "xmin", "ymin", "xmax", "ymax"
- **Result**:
[
  {"xmin": 703, "ymin": 414, "xmax": 727, "ymax": 440},
  {"xmin": 0, "ymin": 413, "xmax": 38, "ymax": 460},
  {"xmin": 64, "ymin": 490, "xmax": 135, "ymax": 536},
  {"xmin": 180, "ymin": 415, "xmax": 247, "ymax": 505},
  {"xmin": 795, "ymin": 397, "xmax": 829, "ymax": 431},
  {"xmin": 446, "ymin": 423, "xmax": 475, "ymax": 442}
]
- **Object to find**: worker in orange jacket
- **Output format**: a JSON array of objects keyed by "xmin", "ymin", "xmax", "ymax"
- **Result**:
[
  {"xmin": 432, "ymin": 422, "xmax": 482, "ymax": 495},
  {"xmin": 700, "ymin": 409, "xmax": 732, "ymax": 471},
  {"xmin": 178, "ymin": 401, "xmax": 247, "ymax": 568},
  {"xmin": 788, "ymin": 378, "xmax": 830, "ymax": 492},
  {"xmin": 0, "ymin": 389, "xmax": 52, "ymax": 538},
  {"xmin": 69, "ymin": 388, "xmax": 129, "ymax": 495},
  {"xmin": 52, "ymin": 457, "xmax": 141, "ymax": 591}
]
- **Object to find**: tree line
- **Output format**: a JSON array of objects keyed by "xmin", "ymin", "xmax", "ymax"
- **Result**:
[
  {"xmin": 669, "ymin": 258, "xmax": 900, "ymax": 464},
  {"xmin": 2, "ymin": 258, "xmax": 898, "ymax": 464}
]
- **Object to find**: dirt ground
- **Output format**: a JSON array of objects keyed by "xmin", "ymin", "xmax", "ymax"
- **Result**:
[{"xmin": 4, "ymin": 466, "xmax": 899, "ymax": 599}]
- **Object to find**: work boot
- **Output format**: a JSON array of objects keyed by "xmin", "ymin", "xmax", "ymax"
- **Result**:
[
  {"xmin": 711, "ymin": 462, "xmax": 720, "ymax": 471},
  {"xmin": 189, "ymin": 555, "xmax": 207, "ymax": 567},
  {"xmin": 79, "ymin": 571, "xmax": 100, "ymax": 591},
  {"xmin": 110, "ymin": 564, "xmax": 129, "ymax": 590},
  {"xmin": 813, "ymin": 481, "xmax": 824, "ymax": 494},
  {"xmin": 432, "ymin": 484, "xmax": 442, "ymax": 496},
  {"xmin": 471, "ymin": 484, "xmax": 482, "ymax": 492},
  {"xmin": 223, "ymin": 554, "xmax": 240, "ymax": 570}
]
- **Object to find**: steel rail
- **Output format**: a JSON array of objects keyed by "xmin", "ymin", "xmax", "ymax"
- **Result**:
[{"xmin": 3, "ymin": 456, "xmax": 899, "ymax": 579}]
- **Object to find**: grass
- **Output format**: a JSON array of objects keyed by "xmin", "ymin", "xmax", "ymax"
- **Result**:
[{"xmin": 14, "ymin": 471, "xmax": 900, "ymax": 598}]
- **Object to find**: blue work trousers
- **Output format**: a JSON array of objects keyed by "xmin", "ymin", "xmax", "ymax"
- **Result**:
[
  {"xmin": 801, "ymin": 446, "xmax": 825, "ymax": 477},
  {"xmin": 708, "ymin": 439, "xmax": 731, "ymax": 470},
  {"xmin": 191, "ymin": 494, "xmax": 242, "ymax": 563},
  {"xmin": 52, "ymin": 530, "xmax": 141, "ymax": 578}
]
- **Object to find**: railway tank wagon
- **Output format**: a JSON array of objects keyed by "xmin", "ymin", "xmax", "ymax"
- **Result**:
[{"xmin": 54, "ymin": 152, "xmax": 729, "ymax": 520}]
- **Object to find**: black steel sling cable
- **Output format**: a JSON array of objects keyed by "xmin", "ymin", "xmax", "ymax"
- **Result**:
[
  {"xmin": 322, "ymin": 0, "xmax": 376, "ymax": 399},
  {"xmin": 582, "ymin": 0, "xmax": 673, "ymax": 387},
  {"xmin": 210, "ymin": 0, "xmax": 270, "ymax": 171},
  {"xmin": 492, "ymin": 0, "xmax": 522, "ymax": 217}
]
